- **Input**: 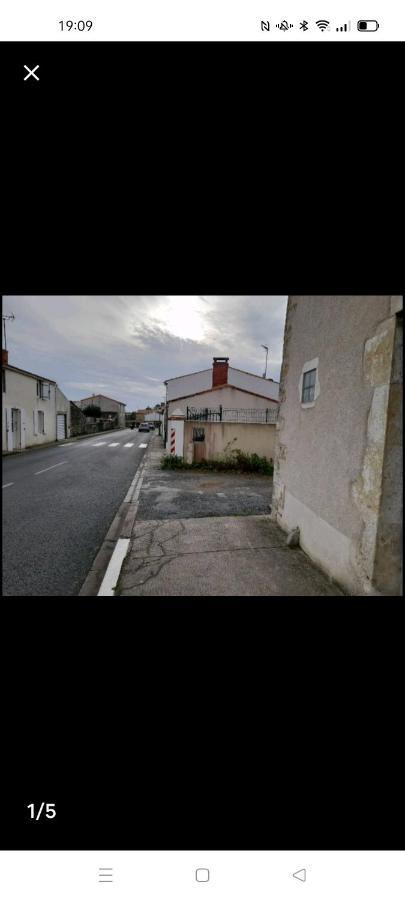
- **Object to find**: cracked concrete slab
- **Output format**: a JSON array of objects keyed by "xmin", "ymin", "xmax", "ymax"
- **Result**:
[{"xmin": 116, "ymin": 514, "xmax": 343, "ymax": 596}]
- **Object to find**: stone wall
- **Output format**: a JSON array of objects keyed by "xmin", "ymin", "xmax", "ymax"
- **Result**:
[
  {"xmin": 70, "ymin": 401, "xmax": 87, "ymax": 436},
  {"xmin": 372, "ymin": 312, "xmax": 403, "ymax": 594}
]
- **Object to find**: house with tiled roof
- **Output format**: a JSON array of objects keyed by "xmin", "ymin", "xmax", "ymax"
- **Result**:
[
  {"xmin": 75, "ymin": 393, "xmax": 126, "ymax": 428},
  {"xmin": 164, "ymin": 357, "xmax": 279, "ymax": 462},
  {"xmin": 2, "ymin": 349, "xmax": 71, "ymax": 451}
]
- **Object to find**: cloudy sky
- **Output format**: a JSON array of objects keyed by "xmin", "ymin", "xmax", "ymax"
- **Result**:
[{"xmin": 3, "ymin": 297, "xmax": 288, "ymax": 410}]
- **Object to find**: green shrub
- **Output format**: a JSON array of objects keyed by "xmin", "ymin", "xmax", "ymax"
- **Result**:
[
  {"xmin": 83, "ymin": 404, "xmax": 102, "ymax": 417},
  {"xmin": 230, "ymin": 449, "xmax": 273, "ymax": 474},
  {"xmin": 161, "ymin": 450, "xmax": 273, "ymax": 475},
  {"xmin": 161, "ymin": 454, "xmax": 188, "ymax": 469}
]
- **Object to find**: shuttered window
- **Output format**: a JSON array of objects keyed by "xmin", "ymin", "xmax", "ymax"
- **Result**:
[
  {"xmin": 302, "ymin": 368, "xmax": 316, "ymax": 403},
  {"xmin": 37, "ymin": 381, "xmax": 51, "ymax": 399}
]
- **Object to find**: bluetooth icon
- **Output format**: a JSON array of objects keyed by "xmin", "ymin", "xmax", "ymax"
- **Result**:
[{"xmin": 300, "ymin": 20, "xmax": 309, "ymax": 30}]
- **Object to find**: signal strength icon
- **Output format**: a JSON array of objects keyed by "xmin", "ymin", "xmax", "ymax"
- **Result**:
[
  {"xmin": 316, "ymin": 19, "xmax": 330, "ymax": 30},
  {"xmin": 336, "ymin": 21, "xmax": 351, "ymax": 30}
]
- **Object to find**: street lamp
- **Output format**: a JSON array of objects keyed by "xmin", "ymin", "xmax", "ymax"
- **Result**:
[
  {"xmin": 2, "ymin": 313, "xmax": 15, "ymax": 350},
  {"xmin": 261, "ymin": 344, "xmax": 269, "ymax": 378}
]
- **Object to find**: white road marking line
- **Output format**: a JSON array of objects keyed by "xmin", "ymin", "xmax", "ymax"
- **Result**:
[
  {"xmin": 124, "ymin": 443, "xmax": 135, "ymax": 448},
  {"xmin": 2, "ymin": 482, "xmax": 14, "ymax": 489},
  {"xmin": 108, "ymin": 443, "xmax": 120, "ymax": 447},
  {"xmin": 139, "ymin": 443, "xmax": 147, "ymax": 448},
  {"xmin": 123, "ymin": 463, "xmax": 144, "ymax": 502},
  {"xmin": 34, "ymin": 461, "xmax": 68, "ymax": 476},
  {"xmin": 92, "ymin": 442, "xmax": 108, "ymax": 446},
  {"xmin": 97, "ymin": 538, "xmax": 130, "ymax": 596}
]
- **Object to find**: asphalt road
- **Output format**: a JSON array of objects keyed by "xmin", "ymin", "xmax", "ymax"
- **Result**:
[{"xmin": 2, "ymin": 428, "xmax": 155, "ymax": 596}]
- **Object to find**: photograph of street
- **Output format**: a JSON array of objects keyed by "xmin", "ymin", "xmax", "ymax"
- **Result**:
[{"xmin": 2, "ymin": 295, "xmax": 402, "ymax": 596}]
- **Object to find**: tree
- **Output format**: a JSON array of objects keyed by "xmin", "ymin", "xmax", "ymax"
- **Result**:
[{"xmin": 83, "ymin": 404, "xmax": 102, "ymax": 417}]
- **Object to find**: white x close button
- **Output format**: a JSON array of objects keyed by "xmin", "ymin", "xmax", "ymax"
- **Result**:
[{"xmin": 23, "ymin": 65, "xmax": 40, "ymax": 81}]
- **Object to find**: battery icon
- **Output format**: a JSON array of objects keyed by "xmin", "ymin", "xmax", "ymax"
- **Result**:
[{"xmin": 357, "ymin": 19, "xmax": 379, "ymax": 30}]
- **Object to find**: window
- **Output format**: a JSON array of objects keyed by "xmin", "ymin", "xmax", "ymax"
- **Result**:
[
  {"xmin": 38, "ymin": 411, "xmax": 45, "ymax": 433},
  {"xmin": 2, "ymin": 369, "xmax": 5, "ymax": 393},
  {"xmin": 302, "ymin": 368, "xmax": 316, "ymax": 403},
  {"xmin": 37, "ymin": 380, "xmax": 50, "ymax": 399},
  {"xmin": 193, "ymin": 427, "xmax": 205, "ymax": 442}
]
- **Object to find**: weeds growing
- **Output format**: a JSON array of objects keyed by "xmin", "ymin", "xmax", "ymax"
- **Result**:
[{"xmin": 161, "ymin": 450, "xmax": 273, "ymax": 475}]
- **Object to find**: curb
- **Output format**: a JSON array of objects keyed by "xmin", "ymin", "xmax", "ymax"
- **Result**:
[{"xmin": 78, "ymin": 443, "xmax": 156, "ymax": 597}]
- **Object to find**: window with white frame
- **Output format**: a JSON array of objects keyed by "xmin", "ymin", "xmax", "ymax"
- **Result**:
[
  {"xmin": 37, "ymin": 411, "xmax": 45, "ymax": 433},
  {"xmin": 302, "ymin": 368, "xmax": 317, "ymax": 403}
]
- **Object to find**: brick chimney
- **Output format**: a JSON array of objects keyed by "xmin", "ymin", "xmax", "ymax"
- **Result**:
[
  {"xmin": 2, "ymin": 349, "xmax": 8, "ymax": 366},
  {"xmin": 212, "ymin": 357, "xmax": 229, "ymax": 388}
]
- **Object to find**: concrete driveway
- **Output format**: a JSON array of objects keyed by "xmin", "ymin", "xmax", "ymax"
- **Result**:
[{"xmin": 137, "ymin": 452, "xmax": 273, "ymax": 521}]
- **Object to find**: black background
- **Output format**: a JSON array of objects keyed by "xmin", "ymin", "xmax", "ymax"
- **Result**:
[
  {"xmin": 1, "ymin": 40, "xmax": 403, "ymax": 851},
  {"xmin": 3, "ymin": 596, "xmax": 403, "ymax": 848}
]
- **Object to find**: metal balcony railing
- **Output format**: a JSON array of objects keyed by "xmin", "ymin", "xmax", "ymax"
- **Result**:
[{"xmin": 186, "ymin": 406, "xmax": 278, "ymax": 424}]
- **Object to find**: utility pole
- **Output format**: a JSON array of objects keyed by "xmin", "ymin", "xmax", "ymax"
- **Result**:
[
  {"xmin": 2, "ymin": 313, "xmax": 15, "ymax": 350},
  {"xmin": 261, "ymin": 344, "xmax": 269, "ymax": 378}
]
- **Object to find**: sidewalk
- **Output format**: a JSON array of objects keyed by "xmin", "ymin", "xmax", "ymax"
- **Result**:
[{"xmin": 115, "ymin": 437, "xmax": 344, "ymax": 596}]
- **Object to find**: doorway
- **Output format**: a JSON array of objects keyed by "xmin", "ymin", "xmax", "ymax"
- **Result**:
[
  {"xmin": 57, "ymin": 413, "xmax": 67, "ymax": 440},
  {"xmin": 11, "ymin": 408, "xmax": 21, "ymax": 451}
]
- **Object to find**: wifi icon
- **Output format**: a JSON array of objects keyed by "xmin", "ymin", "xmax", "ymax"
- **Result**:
[{"xmin": 316, "ymin": 19, "xmax": 330, "ymax": 30}]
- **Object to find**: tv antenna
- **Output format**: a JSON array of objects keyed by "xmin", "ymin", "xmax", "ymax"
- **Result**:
[
  {"xmin": 2, "ymin": 313, "xmax": 15, "ymax": 351},
  {"xmin": 261, "ymin": 344, "xmax": 269, "ymax": 378}
]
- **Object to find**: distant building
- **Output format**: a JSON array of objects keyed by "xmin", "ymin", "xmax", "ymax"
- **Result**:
[
  {"xmin": 133, "ymin": 407, "xmax": 153, "ymax": 425},
  {"xmin": 271, "ymin": 296, "xmax": 403, "ymax": 595},
  {"xmin": 75, "ymin": 393, "xmax": 126, "ymax": 428},
  {"xmin": 164, "ymin": 357, "xmax": 279, "ymax": 463},
  {"xmin": 2, "ymin": 349, "xmax": 71, "ymax": 451}
]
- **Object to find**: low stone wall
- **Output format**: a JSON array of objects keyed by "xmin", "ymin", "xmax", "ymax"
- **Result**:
[{"xmin": 70, "ymin": 401, "xmax": 87, "ymax": 436}]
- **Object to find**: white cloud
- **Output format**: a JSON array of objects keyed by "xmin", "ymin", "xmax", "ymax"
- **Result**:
[{"xmin": 3, "ymin": 296, "xmax": 288, "ymax": 409}]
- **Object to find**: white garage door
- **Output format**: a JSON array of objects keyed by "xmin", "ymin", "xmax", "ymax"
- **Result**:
[{"xmin": 57, "ymin": 414, "xmax": 67, "ymax": 440}]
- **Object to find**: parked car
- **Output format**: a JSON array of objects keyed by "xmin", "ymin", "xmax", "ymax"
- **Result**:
[{"xmin": 138, "ymin": 423, "xmax": 150, "ymax": 432}]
